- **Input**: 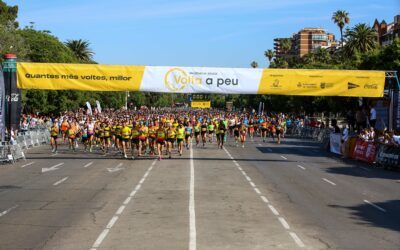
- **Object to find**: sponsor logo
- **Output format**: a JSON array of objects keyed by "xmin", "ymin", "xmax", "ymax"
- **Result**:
[
  {"xmin": 348, "ymin": 82, "xmax": 360, "ymax": 89},
  {"xmin": 164, "ymin": 68, "xmax": 202, "ymax": 92},
  {"xmin": 320, "ymin": 82, "xmax": 333, "ymax": 89},
  {"xmin": 271, "ymin": 79, "xmax": 281, "ymax": 89},
  {"xmin": 364, "ymin": 83, "xmax": 378, "ymax": 89},
  {"xmin": 297, "ymin": 82, "xmax": 317, "ymax": 89}
]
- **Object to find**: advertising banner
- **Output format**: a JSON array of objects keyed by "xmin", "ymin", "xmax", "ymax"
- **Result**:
[
  {"xmin": 191, "ymin": 101, "xmax": 211, "ymax": 108},
  {"xmin": 329, "ymin": 133, "xmax": 342, "ymax": 155},
  {"xmin": 352, "ymin": 140, "xmax": 377, "ymax": 163},
  {"xmin": 17, "ymin": 63, "xmax": 386, "ymax": 97},
  {"xmin": 375, "ymin": 144, "xmax": 400, "ymax": 169}
]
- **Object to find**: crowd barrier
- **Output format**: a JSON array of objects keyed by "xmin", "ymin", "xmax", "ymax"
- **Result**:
[
  {"xmin": 288, "ymin": 126, "xmax": 399, "ymax": 170},
  {"xmin": 0, "ymin": 128, "xmax": 50, "ymax": 164}
]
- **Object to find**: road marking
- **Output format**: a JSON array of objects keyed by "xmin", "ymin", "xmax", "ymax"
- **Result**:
[
  {"xmin": 83, "ymin": 162, "xmax": 93, "ymax": 168},
  {"xmin": 258, "ymin": 143, "xmax": 262, "ymax": 146},
  {"xmin": 106, "ymin": 216, "xmax": 118, "ymax": 229},
  {"xmin": 289, "ymin": 232, "xmax": 305, "ymax": 248},
  {"xmin": 322, "ymin": 178, "xmax": 336, "ymax": 186},
  {"xmin": 278, "ymin": 217, "xmax": 290, "ymax": 229},
  {"xmin": 189, "ymin": 144, "xmax": 196, "ymax": 250},
  {"xmin": 0, "ymin": 205, "xmax": 18, "ymax": 217},
  {"xmin": 249, "ymin": 181, "xmax": 256, "ymax": 188},
  {"xmin": 107, "ymin": 163, "xmax": 124, "ymax": 173},
  {"xmin": 364, "ymin": 200, "xmax": 386, "ymax": 212},
  {"xmin": 297, "ymin": 165, "xmax": 306, "ymax": 170},
  {"xmin": 91, "ymin": 159, "xmax": 156, "ymax": 250},
  {"xmin": 261, "ymin": 195, "xmax": 269, "ymax": 203},
  {"xmin": 245, "ymin": 176, "xmax": 252, "ymax": 182},
  {"xmin": 254, "ymin": 187, "xmax": 261, "ymax": 194},
  {"xmin": 116, "ymin": 205, "xmax": 125, "ymax": 215},
  {"xmin": 21, "ymin": 162, "xmax": 35, "ymax": 168},
  {"xmin": 42, "ymin": 162, "xmax": 64, "ymax": 173},
  {"xmin": 268, "ymin": 205, "xmax": 279, "ymax": 216},
  {"xmin": 53, "ymin": 177, "xmax": 69, "ymax": 186},
  {"xmin": 280, "ymin": 156, "xmax": 287, "ymax": 160},
  {"xmin": 238, "ymin": 166, "xmax": 243, "ymax": 171}
]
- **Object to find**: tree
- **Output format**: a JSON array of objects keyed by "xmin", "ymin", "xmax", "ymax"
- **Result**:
[
  {"xmin": 344, "ymin": 23, "xmax": 377, "ymax": 56},
  {"xmin": 250, "ymin": 61, "xmax": 258, "ymax": 68},
  {"xmin": 264, "ymin": 49, "xmax": 275, "ymax": 62},
  {"xmin": 0, "ymin": 0, "xmax": 18, "ymax": 28},
  {"xmin": 332, "ymin": 10, "xmax": 350, "ymax": 47},
  {"xmin": 280, "ymin": 38, "xmax": 292, "ymax": 54},
  {"xmin": 65, "ymin": 39, "xmax": 94, "ymax": 62}
]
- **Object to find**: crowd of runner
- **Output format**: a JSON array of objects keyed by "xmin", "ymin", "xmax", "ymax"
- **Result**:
[{"xmin": 47, "ymin": 109, "xmax": 290, "ymax": 160}]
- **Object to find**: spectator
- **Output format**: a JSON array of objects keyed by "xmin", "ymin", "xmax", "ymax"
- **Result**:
[
  {"xmin": 355, "ymin": 107, "xmax": 367, "ymax": 133},
  {"xmin": 369, "ymin": 104, "xmax": 376, "ymax": 128}
]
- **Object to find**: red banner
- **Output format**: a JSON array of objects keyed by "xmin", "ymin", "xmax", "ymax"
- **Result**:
[{"xmin": 352, "ymin": 139, "xmax": 377, "ymax": 163}]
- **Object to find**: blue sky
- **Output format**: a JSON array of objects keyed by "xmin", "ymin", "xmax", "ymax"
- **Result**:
[{"xmin": 5, "ymin": 0, "xmax": 400, "ymax": 68}]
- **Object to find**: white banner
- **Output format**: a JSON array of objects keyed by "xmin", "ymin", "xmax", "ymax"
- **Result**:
[
  {"xmin": 329, "ymin": 133, "xmax": 342, "ymax": 155},
  {"xmin": 86, "ymin": 101, "xmax": 92, "ymax": 115},
  {"xmin": 96, "ymin": 100, "xmax": 102, "ymax": 113},
  {"xmin": 140, "ymin": 66, "xmax": 263, "ymax": 94}
]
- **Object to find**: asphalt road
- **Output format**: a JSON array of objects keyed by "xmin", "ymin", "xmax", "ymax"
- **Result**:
[{"xmin": 0, "ymin": 135, "xmax": 399, "ymax": 250}]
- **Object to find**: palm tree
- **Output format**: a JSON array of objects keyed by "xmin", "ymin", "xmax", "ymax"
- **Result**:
[
  {"xmin": 332, "ymin": 10, "xmax": 350, "ymax": 47},
  {"xmin": 280, "ymin": 38, "xmax": 292, "ymax": 54},
  {"xmin": 250, "ymin": 61, "xmax": 258, "ymax": 68},
  {"xmin": 313, "ymin": 47, "xmax": 331, "ymax": 63},
  {"xmin": 344, "ymin": 23, "xmax": 377, "ymax": 55},
  {"xmin": 65, "ymin": 39, "xmax": 94, "ymax": 62},
  {"xmin": 264, "ymin": 49, "xmax": 275, "ymax": 62}
]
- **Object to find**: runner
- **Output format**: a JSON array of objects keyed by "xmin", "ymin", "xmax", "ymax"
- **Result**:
[
  {"xmin": 131, "ymin": 122, "xmax": 140, "ymax": 159},
  {"xmin": 120, "ymin": 120, "xmax": 131, "ymax": 159},
  {"xmin": 60, "ymin": 118, "xmax": 69, "ymax": 143},
  {"xmin": 239, "ymin": 122, "xmax": 247, "ymax": 148},
  {"xmin": 103, "ymin": 121, "xmax": 111, "ymax": 154},
  {"xmin": 194, "ymin": 120, "xmax": 201, "ymax": 147},
  {"xmin": 156, "ymin": 122, "xmax": 166, "ymax": 161},
  {"xmin": 166, "ymin": 122, "xmax": 176, "ymax": 159},
  {"xmin": 66, "ymin": 122, "xmax": 77, "ymax": 152},
  {"xmin": 176, "ymin": 123, "xmax": 185, "ymax": 156},
  {"xmin": 217, "ymin": 118, "xmax": 226, "ymax": 149},
  {"xmin": 200, "ymin": 120, "xmax": 208, "ymax": 147},
  {"xmin": 185, "ymin": 121, "xmax": 193, "ymax": 150},
  {"xmin": 50, "ymin": 122, "xmax": 59, "ymax": 153}
]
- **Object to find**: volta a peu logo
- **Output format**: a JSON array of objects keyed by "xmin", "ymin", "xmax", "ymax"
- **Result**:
[{"xmin": 164, "ymin": 68, "xmax": 202, "ymax": 92}]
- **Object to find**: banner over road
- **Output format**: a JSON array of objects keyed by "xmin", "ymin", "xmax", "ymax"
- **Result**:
[{"xmin": 17, "ymin": 63, "xmax": 386, "ymax": 97}]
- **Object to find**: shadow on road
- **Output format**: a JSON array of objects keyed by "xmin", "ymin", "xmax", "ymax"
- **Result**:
[
  {"xmin": 325, "ymin": 166, "xmax": 400, "ymax": 180},
  {"xmin": 329, "ymin": 200, "xmax": 400, "ymax": 233}
]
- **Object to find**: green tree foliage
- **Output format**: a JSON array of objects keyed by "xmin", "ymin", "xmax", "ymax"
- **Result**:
[
  {"xmin": 250, "ymin": 61, "xmax": 258, "ymax": 68},
  {"xmin": 264, "ymin": 49, "xmax": 275, "ymax": 62},
  {"xmin": 65, "ymin": 39, "xmax": 94, "ymax": 62},
  {"xmin": 344, "ymin": 23, "xmax": 378, "ymax": 56},
  {"xmin": 0, "ymin": 0, "xmax": 18, "ymax": 28},
  {"xmin": 332, "ymin": 10, "xmax": 350, "ymax": 47}
]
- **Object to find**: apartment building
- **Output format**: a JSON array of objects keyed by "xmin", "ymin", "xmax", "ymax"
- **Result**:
[
  {"xmin": 273, "ymin": 28, "xmax": 337, "ymax": 58},
  {"xmin": 373, "ymin": 15, "xmax": 400, "ymax": 46}
]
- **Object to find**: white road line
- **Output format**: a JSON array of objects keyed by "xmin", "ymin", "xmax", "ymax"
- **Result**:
[
  {"xmin": 280, "ymin": 156, "xmax": 288, "ymax": 160},
  {"xmin": 116, "ymin": 205, "xmax": 125, "ymax": 215},
  {"xmin": 278, "ymin": 217, "xmax": 290, "ymax": 229},
  {"xmin": 258, "ymin": 143, "xmax": 262, "ymax": 146},
  {"xmin": 53, "ymin": 177, "xmax": 69, "ymax": 186},
  {"xmin": 106, "ymin": 216, "xmax": 119, "ymax": 229},
  {"xmin": 254, "ymin": 187, "xmax": 261, "ymax": 194},
  {"xmin": 249, "ymin": 181, "xmax": 256, "ymax": 188},
  {"xmin": 189, "ymin": 144, "xmax": 196, "ymax": 250},
  {"xmin": 83, "ymin": 162, "xmax": 93, "ymax": 168},
  {"xmin": 0, "ymin": 205, "xmax": 18, "ymax": 217},
  {"xmin": 289, "ymin": 232, "xmax": 305, "ymax": 248},
  {"xmin": 268, "ymin": 205, "xmax": 279, "ymax": 216},
  {"xmin": 261, "ymin": 196, "xmax": 269, "ymax": 203},
  {"xmin": 21, "ymin": 162, "xmax": 35, "ymax": 168},
  {"xmin": 123, "ymin": 197, "xmax": 131, "ymax": 205},
  {"xmin": 297, "ymin": 165, "xmax": 306, "ymax": 170},
  {"xmin": 91, "ymin": 159, "xmax": 156, "ymax": 250},
  {"xmin": 359, "ymin": 166, "xmax": 371, "ymax": 171},
  {"xmin": 364, "ymin": 200, "xmax": 386, "ymax": 212},
  {"xmin": 238, "ymin": 166, "xmax": 243, "ymax": 171},
  {"xmin": 245, "ymin": 176, "xmax": 252, "ymax": 182},
  {"xmin": 322, "ymin": 178, "xmax": 336, "ymax": 186}
]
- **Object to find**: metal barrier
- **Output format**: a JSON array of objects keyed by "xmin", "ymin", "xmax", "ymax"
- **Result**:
[
  {"xmin": 0, "ymin": 129, "xmax": 50, "ymax": 164},
  {"xmin": 287, "ymin": 125, "xmax": 331, "ymax": 144}
]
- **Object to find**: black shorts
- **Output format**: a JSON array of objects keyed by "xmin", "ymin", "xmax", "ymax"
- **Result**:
[
  {"xmin": 177, "ymin": 138, "xmax": 184, "ymax": 143},
  {"xmin": 201, "ymin": 131, "xmax": 207, "ymax": 136},
  {"xmin": 229, "ymin": 125, "xmax": 235, "ymax": 130},
  {"xmin": 185, "ymin": 135, "xmax": 191, "ymax": 140},
  {"xmin": 122, "ymin": 138, "xmax": 130, "ymax": 142},
  {"xmin": 157, "ymin": 140, "xmax": 165, "ymax": 146},
  {"xmin": 234, "ymin": 131, "xmax": 239, "ymax": 137},
  {"xmin": 208, "ymin": 131, "xmax": 214, "ymax": 134},
  {"xmin": 167, "ymin": 138, "xmax": 175, "ymax": 143},
  {"xmin": 195, "ymin": 132, "xmax": 200, "ymax": 137},
  {"xmin": 51, "ymin": 136, "xmax": 58, "ymax": 140},
  {"xmin": 261, "ymin": 128, "xmax": 267, "ymax": 132},
  {"xmin": 131, "ymin": 138, "xmax": 139, "ymax": 144},
  {"xmin": 82, "ymin": 137, "xmax": 88, "ymax": 142}
]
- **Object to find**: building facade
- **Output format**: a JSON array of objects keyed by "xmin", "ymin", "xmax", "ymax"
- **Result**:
[{"xmin": 373, "ymin": 15, "xmax": 400, "ymax": 46}]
